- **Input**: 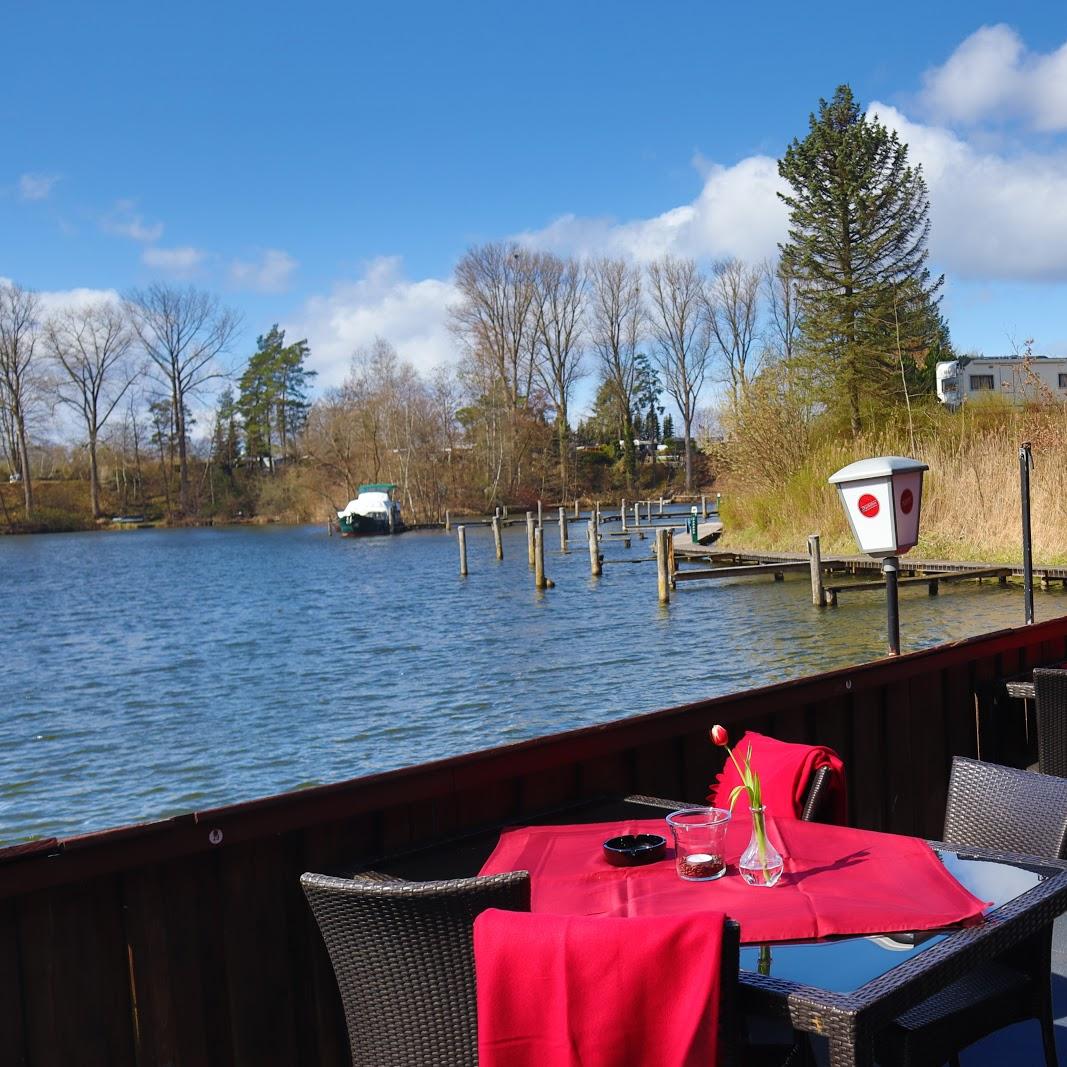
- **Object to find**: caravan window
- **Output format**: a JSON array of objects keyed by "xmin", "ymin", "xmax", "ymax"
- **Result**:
[
  {"xmin": 970, "ymin": 374, "xmax": 995, "ymax": 390},
  {"xmin": 1059, "ymin": 374, "xmax": 1067, "ymax": 389}
]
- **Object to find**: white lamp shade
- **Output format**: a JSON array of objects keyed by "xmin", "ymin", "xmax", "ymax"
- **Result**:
[{"xmin": 829, "ymin": 457, "xmax": 928, "ymax": 558}]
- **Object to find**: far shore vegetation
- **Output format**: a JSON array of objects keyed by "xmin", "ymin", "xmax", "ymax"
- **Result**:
[{"xmin": 3, "ymin": 85, "xmax": 1065, "ymax": 562}]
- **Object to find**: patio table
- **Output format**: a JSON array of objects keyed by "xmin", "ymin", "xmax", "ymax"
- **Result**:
[{"xmin": 362, "ymin": 796, "xmax": 1067, "ymax": 1067}]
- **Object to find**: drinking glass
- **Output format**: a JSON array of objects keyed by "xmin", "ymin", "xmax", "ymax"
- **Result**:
[{"xmin": 665, "ymin": 807, "xmax": 731, "ymax": 881}]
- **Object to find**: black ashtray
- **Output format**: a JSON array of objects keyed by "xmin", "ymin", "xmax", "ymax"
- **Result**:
[{"xmin": 602, "ymin": 834, "xmax": 667, "ymax": 867}]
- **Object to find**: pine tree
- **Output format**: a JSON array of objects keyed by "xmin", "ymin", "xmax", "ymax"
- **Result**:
[
  {"xmin": 237, "ymin": 326, "xmax": 315, "ymax": 469},
  {"xmin": 778, "ymin": 85, "xmax": 943, "ymax": 433}
]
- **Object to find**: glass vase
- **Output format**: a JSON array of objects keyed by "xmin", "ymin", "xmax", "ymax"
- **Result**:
[{"xmin": 739, "ymin": 806, "xmax": 784, "ymax": 887}]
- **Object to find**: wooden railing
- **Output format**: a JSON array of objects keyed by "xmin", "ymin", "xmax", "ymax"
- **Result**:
[{"xmin": 2, "ymin": 615, "xmax": 1064, "ymax": 1066}]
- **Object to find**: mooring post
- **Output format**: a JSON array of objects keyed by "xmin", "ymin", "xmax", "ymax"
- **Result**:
[
  {"xmin": 667, "ymin": 528, "xmax": 676, "ymax": 589},
  {"xmin": 534, "ymin": 526, "xmax": 549, "ymax": 589},
  {"xmin": 588, "ymin": 520, "xmax": 601, "ymax": 577},
  {"xmin": 656, "ymin": 527, "xmax": 670, "ymax": 604},
  {"xmin": 492, "ymin": 515, "xmax": 503, "ymax": 560},
  {"xmin": 537, "ymin": 499, "xmax": 543, "ymax": 528},
  {"xmin": 574, "ymin": 498, "xmax": 580, "ymax": 519},
  {"xmin": 445, "ymin": 509, "xmax": 451, "ymax": 532},
  {"xmin": 658, "ymin": 497, "xmax": 664, "ymax": 516},
  {"xmin": 620, "ymin": 498, "xmax": 627, "ymax": 532},
  {"xmin": 526, "ymin": 511, "xmax": 535, "ymax": 567},
  {"xmin": 702, "ymin": 495, "xmax": 708, "ymax": 519},
  {"xmin": 503, "ymin": 504, "xmax": 508, "ymax": 518},
  {"xmin": 807, "ymin": 534, "xmax": 825, "ymax": 607},
  {"xmin": 494, "ymin": 506, "xmax": 501, "ymax": 520},
  {"xmin": 646, "ymin": 500, "xmax": 653, "ymax": 524},
  {"xmin": 458, "ymin": 525, "xmax": 468, "ymax": 576},
  {"xmin": 633, "ymin": 502, "xmax": 640, "ymax": 528},
  {"xmin": 558, "ymin": 506, "xmax": 569, "ymax": 551},
  {"xmin": 327, "ymin": 519, "xmax": 333, "ymax": 537},
  {"xmin": 716, "ymin": 492, "xmax": 722, "ymax": 511}
]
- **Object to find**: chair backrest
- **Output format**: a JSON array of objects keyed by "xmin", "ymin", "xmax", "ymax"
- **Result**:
[
  {"xmin": 942, "ymin": 756, "xmax": 1067, "ymax": 859},
  {"xmin": 1034, "ymin": 668, "xmax": 1067, "ymax": 778},
  {"xmin": 800, "ymin": 765, "xmax": 833, "ymax": 822},
  {"xmin": 301, "ymin": 870, "xmax": 530, "ymax": 1067}
]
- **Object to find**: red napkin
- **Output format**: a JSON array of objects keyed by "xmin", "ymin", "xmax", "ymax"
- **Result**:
[
  {"xmin": 474, "ymin": 907, "xmax": 725, "ymax": 1067},
  {"xmin": 480, "ymin": 816, "xmax": 989, "ymax": 943},
  {"xmin": 708, "ymin": 731, "xmax": 848, "ymax": 824}
]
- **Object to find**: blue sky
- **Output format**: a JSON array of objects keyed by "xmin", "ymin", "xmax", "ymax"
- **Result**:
[{"xmin": 5, "ymin": 2, "xmax": 1067, "ymax": 413}]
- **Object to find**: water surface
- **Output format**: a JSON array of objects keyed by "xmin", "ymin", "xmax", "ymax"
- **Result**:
[{"xmin": 2, "ymin": 521, "xmax": 1062, "ymax": 842}]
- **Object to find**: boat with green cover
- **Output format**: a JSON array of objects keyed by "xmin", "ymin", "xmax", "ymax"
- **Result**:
[{"xmin": 336, "ymin": 483, "xmax": 405, "ymax": 536}]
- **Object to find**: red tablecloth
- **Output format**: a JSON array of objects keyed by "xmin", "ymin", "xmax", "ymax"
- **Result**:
[
  {"xmin": 480, "ymin": 815, "xmax": 989, "ymax": 943},
  {"xmin": 475, "ymin": 908, "xmax": 725, "ymax": 1067}
]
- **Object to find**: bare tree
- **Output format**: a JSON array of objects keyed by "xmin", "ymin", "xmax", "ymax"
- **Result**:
[
  {"xmin": 532, "ymin": 253, "xmax": 586, "ymax": 494},
  {"xmin": 764, "ymin": 258, "xmax": 802, "ymax": 364},
  {"xmin": 0, "ymin": 283, "xmax": 43, "ymax": 518},
  {"xmin": 589, "ymin": 258, "xmax": 643, "ymax": 489},
  {"xmin": 126, "ymin": 284, "xmax": 241, "ymax": 515},
  {"xmin": 44, "ymin": 301, "xmax": 139, "ymax": 518},
  {"xmin": 706, "ymin": 258, "xmax": 764, "ymax": 413},
  {"xmin": 647, "ymin": 255, "xmax": 712, "ymax": 491}
]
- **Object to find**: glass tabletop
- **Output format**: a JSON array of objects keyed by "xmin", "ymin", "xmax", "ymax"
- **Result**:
[{"xmin": 738, "ymin": 848, "xmax": 1049, "ymax": 992}]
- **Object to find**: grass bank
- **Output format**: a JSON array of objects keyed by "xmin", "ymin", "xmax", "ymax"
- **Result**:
[{"xmin": 718, "ymin": 402, "xmax": 1067, "ymax": 565}]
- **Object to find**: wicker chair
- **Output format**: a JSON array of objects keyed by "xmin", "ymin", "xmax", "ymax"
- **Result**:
[
  {"xmin": 301, "ymin": 870, "xmax": 530, "ymax": 1067},
  {"xmin": 1034, "ymin": 668, "xmax": 1067, "ymax": 778},
  {"xmin": 303, "ymin": 869, "xmax": 743, "ymax": 1067},
  {"xmin": 874, "ymin": 756, "xmax": 1067, "ymax": 1067}
]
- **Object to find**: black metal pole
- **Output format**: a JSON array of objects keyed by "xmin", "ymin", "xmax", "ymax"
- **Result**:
[
  {"xmin": 1020, "ymin": 442, "xmax": 1034, "ymax": 625},
  {"xmin": 883, "ymin": 555, "xmax": 900, "ymax": 655}
]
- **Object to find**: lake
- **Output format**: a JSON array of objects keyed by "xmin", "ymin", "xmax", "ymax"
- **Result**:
[{"xmin": 2, "ymin": 520, "xmax": 1062, "ymax": 843}]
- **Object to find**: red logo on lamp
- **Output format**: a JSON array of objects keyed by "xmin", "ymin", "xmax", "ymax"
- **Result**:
[
  {"xmin": 900, "ymin": 488, "xmax": 914, "ymax": 515},
  {"xmin": 858, "ymin": 493, "xmax": 880, "ymax": 518}
]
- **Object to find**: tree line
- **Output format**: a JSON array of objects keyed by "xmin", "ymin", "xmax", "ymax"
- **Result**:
[{"xmin": 1, "ymin": 84, "xmax": 953, "ymax": 530}]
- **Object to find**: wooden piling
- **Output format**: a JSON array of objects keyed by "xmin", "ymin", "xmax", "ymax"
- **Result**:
[
  {"xmin": 327, "ymin": 519, "xmax": 333, "ymax": 537},
  {"xmin": 646, "ymin": 500, "xmax": 652, "ymax": 523},
  {"xmin": 633, "ymin": 502, "xmax": 640, "ymax": 528},
  {"xmin": 534, "ymin": 526, "xmax": 548, "ymax": 589},
  {"xmin": 537, "ymin": 499, "xmax": 543, "ymax": 528},
  {"xmin": 656, "ymin": 527, "xmax": 671, "ymax": 604},
  {"xmin": 588, "ymin": 520, "xmax": 602, "ymax": 577},
  {"xmin": 808, "ymin": 534, "xmax": 825, "ymax": 607},
  {"xmin": 667, "ymin": 529, "xmax": 676, "ymax": 589},
  {"xmin": 702, "ymin": 495, "xmax": 708, "ymax": 518},
  {"xmin": 658, "ymin": 497, "xmax": 664, "ymax": 516},
  {"xmin": 458, "ymin": 525, "xmax": 468, "ymax": 576},
  {"xmin": 620, "ymin": 498, "xmax": 627, "ymax": 532},
  {"xmin": 573, "ymin": 498, "xmax": 580, "ymax": 519},
  {"xmin": 445, "ymin": 510, "xmax": 451, "ymax": 532},
  {"xmin": 558, "ymin": 506, "xmax": 569, "ymax": 551},
  {"xmin": 503, "ymin": 505, "xmax": 508, "ymax": 518},
  {"xmin": 526, "ymin": 511, "xmax": 535, "ymax": 567},
  {"xmin": 492, "ymin": 515, "xmax": 503, "ymax": 560}
]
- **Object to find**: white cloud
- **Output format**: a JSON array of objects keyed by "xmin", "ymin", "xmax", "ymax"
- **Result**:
[
  {"xmin": 518, "ymin": 154, "xmax": 788, "ymax": 265},
  {"xmin": 920, "ymin": 25, "xmax": 1067, "ymax": 131},
  {"xmin": 142, "ymin": 245, "xmax": 206, "ymax": 275},
  {"xmin": 287, "ymin": 257, "xmax": 458, "ymax": 388},
  {"xmin": 37, "ymin": 286, "xmax": 120, "ymax": 314},
  {"xmin": 101, "ymin": 199, "xmax": 164, "ymax": 243},
  {"xmin": 19, "ymin": 173, "xmax": 59, "ymax": 201},
  {"xmin": 229, "ymin": 249, "xmax": 297, "ymax": 292},
  {"xmin": 871, "ymin": 102, "xmax": 1067, "ymax": 280}
]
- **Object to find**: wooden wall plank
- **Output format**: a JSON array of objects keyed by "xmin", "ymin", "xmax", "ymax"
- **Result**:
[
  {"xmin": 0, "ymin": 899, "xmax": 27, "ymax": 1066},
  {"xmin": 219, "ymin": 840, "xmax": 299, "ymax": 1067},
  {"xmin": 17, "ymin": 877, "xmax": 137, "ymax": 1067}
]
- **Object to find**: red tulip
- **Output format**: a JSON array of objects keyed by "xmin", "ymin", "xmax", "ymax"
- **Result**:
[{"xmin": 710, "ymin": 724, "xmax": 729, "ymax": 747}]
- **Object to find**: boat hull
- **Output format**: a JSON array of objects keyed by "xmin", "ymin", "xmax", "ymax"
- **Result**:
[{"xmin": 338, "ymin": 513, "xmax": 406, "ymax": 536}]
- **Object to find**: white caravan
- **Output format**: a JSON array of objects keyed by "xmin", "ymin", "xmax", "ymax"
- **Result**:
[{"xmin": 936, "ymin": 357, "xmax": 1067, "ymax": 408}]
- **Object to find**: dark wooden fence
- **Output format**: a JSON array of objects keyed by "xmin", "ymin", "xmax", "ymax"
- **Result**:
[{"xmin": 2, "ymin": 615, "xmax": 1065, "ymax": 1066}]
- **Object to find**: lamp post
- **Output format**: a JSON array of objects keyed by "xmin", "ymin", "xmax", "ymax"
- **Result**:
[{"xmin": 829, "ymin": 456, "xmax": 928, "ymax": 656}]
